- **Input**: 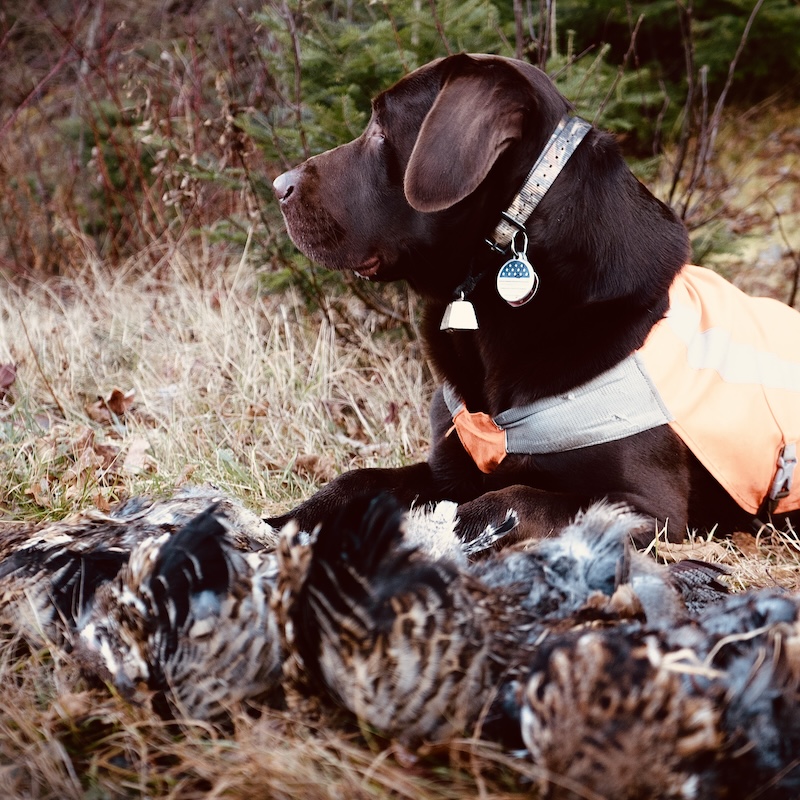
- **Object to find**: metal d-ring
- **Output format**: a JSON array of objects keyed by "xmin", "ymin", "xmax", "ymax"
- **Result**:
[{"xmin": 511, "ymin": 229, "xmax": 529, "ymax": 259}]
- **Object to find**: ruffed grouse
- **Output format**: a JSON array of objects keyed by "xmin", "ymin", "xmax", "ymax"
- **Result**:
[
  {"xmin": 274, "ymin": 492, "xmax": 727, "ymax": 746},
  {"xmin": 520, "ymin": 587, "xmax": 800, "ymax": 798},
  {"xmin": 0, "ymin": 487, "xmax": 281, "ymax": 719}
]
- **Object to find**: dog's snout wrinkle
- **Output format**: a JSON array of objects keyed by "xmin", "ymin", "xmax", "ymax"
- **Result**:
[{"xmin": 273, "ymin": 169, "xmax": 299, "ymax": 201}]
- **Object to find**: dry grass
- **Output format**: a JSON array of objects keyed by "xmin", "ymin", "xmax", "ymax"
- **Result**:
[
  {"xmin": 0, "ymin": 238, "xmax": 431, "ymax": 522},
  {"xmin": 0, "ymin": 635, "xmax": 540, "ymax": 799},
  {"xmin": 1, "ymin": 231, "xmax": 799, "ymax": 798}
]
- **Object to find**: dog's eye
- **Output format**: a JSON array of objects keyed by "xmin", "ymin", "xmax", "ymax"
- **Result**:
[{"xmin": 370, "ymin": 131, "xmax": 386, "ymax": 145}]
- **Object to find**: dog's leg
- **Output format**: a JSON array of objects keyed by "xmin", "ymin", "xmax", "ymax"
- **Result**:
[
  {"xmin": 265, "ymin": 462, "xmax": 445, "ymax": 532},
  {"xmin": 454, "ymin": 485, "xmax": 667, "ymax": 552}
]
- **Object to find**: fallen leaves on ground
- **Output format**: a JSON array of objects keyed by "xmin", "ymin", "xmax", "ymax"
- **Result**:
[
  {"xmin": 85, "ymin": 387, "xmax": 136, "ymax": 425},
  {"xmin": 292, "ymin": 453, "xmax": 336, "ymax": 484},
  {"xmin": 21, "ymin": 425, "xmax": 156, "ymax": 512}
]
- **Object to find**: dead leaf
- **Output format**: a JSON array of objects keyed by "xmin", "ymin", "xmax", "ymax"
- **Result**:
[
  {"xmin": 246, "ymin": 401, "xmax": 270, "ymax": 418},
  {"xmin": 86, "ymin": 387, "xmax": 136, "ymax": 425},
  {"xmin": 92, "ymin": 492, "xmax": 113, "ymax": 513},
  {"xmin": 0, "ymin": 363, "xmax": 16, "ymax": 398},
  {"xmin": 293, "ymin": 453, "xmax": 336, "ymax": 483},
  {"xmin": 25, "ymin": 478, "xmax": 52, "ymax": 509},
  {"xmin": 93, "ymin": 441, "xmax": 122, "ymax": 470},
  {"xmin": 175, "ymin": 464, "xmax": 197, "ymax": 485},
  {"xmin": 61, "ymin": 427, "xmax": 106, "ymax": 498},
  {"xmin": 105, "ymin": 387, "xmax": 135, "ymax": 416},
  {"xmin": 122, "ymin": 437, "xmax": 155, "ymax": 475},
  {"xmin": 85, "ymin": 402, "xmax": 111, "ymax": 425},
  {"xmin": 324, "ymin": 399, "xmax": 369, "ymax": 441},
  {"xmin": 70, "ymin": 425, "xmax": 97, "ymax": 455}
]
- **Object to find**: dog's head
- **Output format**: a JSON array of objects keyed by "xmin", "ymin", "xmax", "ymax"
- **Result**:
[
  {"xmin": 274, "ymin": 56, "xmax": 570, "ymax": 286},
  {"xmin": 274, "ymin": 53, "xmax": 688, "ymax": 304}
]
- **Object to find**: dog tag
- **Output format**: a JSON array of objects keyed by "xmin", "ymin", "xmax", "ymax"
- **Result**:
[
  {"xmin": 496, "ymin": 230, "xmax": 539, "ymax": 307},
  {"xmin": 440, "ymin": 294, "xmax": 478, "ymax": 331},
  {"xmin": 496, "ymin": 254, "xmax": 539, "ymax": 306}
]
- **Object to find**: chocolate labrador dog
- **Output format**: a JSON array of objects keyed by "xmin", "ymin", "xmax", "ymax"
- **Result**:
[{"xmin": 270, "ymin": 53, "xmax": 800, "ymax": 545}]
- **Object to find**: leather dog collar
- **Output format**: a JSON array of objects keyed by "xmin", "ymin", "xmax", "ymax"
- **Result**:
[{"xmin": 486, "ymin": 115, "xmax": 592, "ymax": 253}]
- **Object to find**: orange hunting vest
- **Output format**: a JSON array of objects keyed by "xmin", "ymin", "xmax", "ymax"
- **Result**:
[
  {"xmin": 638, "ymin": 265, "xmax": 800, "ymax": 515},
  {"xmin": 446, "ymin": 265, "xmax": 800, "ymax": 515}
]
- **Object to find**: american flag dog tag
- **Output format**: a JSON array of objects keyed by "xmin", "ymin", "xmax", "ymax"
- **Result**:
[{"xmin": 496, "ymin": 231, "xmax": 539, "ymax": 307}]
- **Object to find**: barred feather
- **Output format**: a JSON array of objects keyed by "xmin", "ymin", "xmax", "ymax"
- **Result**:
[
  {"xmin": 520, "ymin": 589, "xmax": 800, "ymax": 798},
  {"xmin": 75, "ymin": 504, "xmax": 282, "ymax": 720}
]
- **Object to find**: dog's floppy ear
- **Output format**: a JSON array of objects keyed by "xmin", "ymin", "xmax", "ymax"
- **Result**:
[{"xmin": 404, "ymin": 70, "xmax": 523, "ymax": 213}]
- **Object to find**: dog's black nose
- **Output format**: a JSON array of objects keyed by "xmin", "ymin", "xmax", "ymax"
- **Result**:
[{"xmin": 273, "ymin": 169, "xmax": 299, "ymax": 201}]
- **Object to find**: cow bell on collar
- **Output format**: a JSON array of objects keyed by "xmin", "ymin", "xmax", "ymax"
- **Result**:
[{"xmin": 440, "ymin": 292, "xmax": 478, "ymax": 332}]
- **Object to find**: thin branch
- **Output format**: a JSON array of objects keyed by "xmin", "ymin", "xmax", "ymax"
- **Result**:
[
  {"xmin": 535, "ymin": 0, "xmax": 551, "ymax": 69},
  {"xmin": 763, "ymin": 194, "xmax": 800, "ymax": 309},
  {"xmin": 0, "ymin": 44, "xmax": 76, "ymax": 139},
  {"xmin": 702, "ymin": 0, "xmax": 766, "ymax": 185},
  {"xmin": 381, "ymin": 2, "xmax": 410, "ymax": 73},
  {"xmin": 677, "ymin": 0, "xmax": 766, "ymax": 220},
  {"xmin": 667, "ymin": 0, "xmax": 696, "ymax": 207},
  {"xmin": 19, "ymin": 312, "xmax": 67, "ymax": 420},
  {"xmin": 427, "ymin": 0, "xmax": 452, "ymax": 55},
  {"xmin": 679, "ymin": 63, "xmax": 709, "ymax": 219},
  {"xmin": 513, "ymin": 0, "xmax": 525, "ymax": 60},
  {"xmin": 594, "ymin": 13, "xmax": 644, "ymax": 123}
]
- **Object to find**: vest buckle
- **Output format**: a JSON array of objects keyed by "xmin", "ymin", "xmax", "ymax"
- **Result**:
[{"xmin": 769, "ymin": 442, "xmax": 797, "ymax": 506}]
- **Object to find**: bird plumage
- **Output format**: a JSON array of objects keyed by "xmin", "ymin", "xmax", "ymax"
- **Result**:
[
  {"xmin": 519, "ymin": 588, "xmax": 800, "ymax": 798},
  {"xmin": 471, "ymin": 501, "xmax": 728, "ymax": 627},
  {"xmin": 520, "ymin": 625, "xmax": 723, "ymax": 799},
  {"xmin": 2, "ymin": 479, "xmax": 751, "ymax": 779},
  {"xmin": 275, "ymin": 494, "xmax": 721, "ymax": 746},
  {"xmin": 75, "ymin": 504, "xmax": 282, "ymax": 720},
  {"xmin": 0, "ymin": 485, "xmax": 278, "ymax": 647},
  {"xmin": 0, "ymin": 486, "xmax": 282, "ymax": 720},
  {"xmin": 275, "ymin": 492, "xmax": 534, "ymax": 744}
]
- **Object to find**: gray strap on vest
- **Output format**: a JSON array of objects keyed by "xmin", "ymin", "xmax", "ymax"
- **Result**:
[{"xmin": 443, "ymin": 354, "xmax": 674, "ymax": 454}]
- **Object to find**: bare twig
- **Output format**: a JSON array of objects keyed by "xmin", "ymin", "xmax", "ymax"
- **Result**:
[
  {"xmin": 667, "ymin": 0, "xmax": 696, "ymax": 207},
  {"xmin": 513, "ymin": 0, "xmax": 525, "ymax": 60},
  {"xmin": 674, "ymin": 0, "xmax": 767, "ymax": 220},
  {"xmin": 427, "ymin": 0, "xmax": 452, "ymax": 55},
  {"xmin": 0, "ymin": 44, "xmax": 75, "ymax": 139},
  {"xmin": 679, "ymin": 63, "xmax": 709, "ymax": 219},
  {"xmin": 381, "ymin": 2, "xmax": 410, "ymax": 74},
  {"xmin": 703, "ymin": 0, "xmax": 767, "ymax": 186},
  {"xmin": 594, "ymin": 13, "xmax": 644, "ymax": 123},
  {"xmin": 763, "ymin": 194, "xmax": 800, "ymax": 308},
  {"xmin": 535, "ymin": 0, "xmax": 552, "ymax": 69},
  {"xmin": 18, "ymin": 311, "xmax": 67, "ymax": 420}
]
